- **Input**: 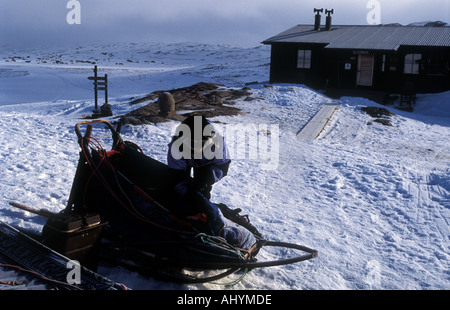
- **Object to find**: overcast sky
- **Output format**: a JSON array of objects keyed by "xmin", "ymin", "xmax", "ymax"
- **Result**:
[{"xmin": 1, "ymin": 0, "xmax": 449, "ymax": 48}]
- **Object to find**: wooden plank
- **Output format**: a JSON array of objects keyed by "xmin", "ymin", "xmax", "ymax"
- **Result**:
[
  {"xmin": 297, "ymin": 104, "xmax": 339, "ymax": 140},
  {"xmin": 88, "ymin": 76, "xmax": 107, "ymax": 81}
]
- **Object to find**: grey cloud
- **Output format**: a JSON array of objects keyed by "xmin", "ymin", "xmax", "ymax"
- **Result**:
[{"xmin": 1, "ymin": 0, "xmax": 448, "ymax": 49}]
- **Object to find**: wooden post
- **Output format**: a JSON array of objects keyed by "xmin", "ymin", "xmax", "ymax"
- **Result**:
[
  {"xmin": 105, "ymin": 74, "xmax": 108, "ymax": 105},
  {"xmin": 88, "ymin": 65, "xmax": 108, "ymax": 112},
  {"xmin": 93, "ymin": 66, "xmax": 98, "ymax": 110}
]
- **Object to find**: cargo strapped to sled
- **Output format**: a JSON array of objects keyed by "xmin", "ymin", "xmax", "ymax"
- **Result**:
[{"xmin": 7, "ymin": 120, "xmax": 317, "ymax": 285}]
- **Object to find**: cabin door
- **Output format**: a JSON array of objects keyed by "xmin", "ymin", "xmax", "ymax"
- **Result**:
[{"xmin": 357, "ymin": 54, "xmax": 374, "ymax": 86}]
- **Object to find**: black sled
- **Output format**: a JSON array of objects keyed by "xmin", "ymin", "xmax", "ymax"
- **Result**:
[
  {"xmin": 0, "ymin": 220, "xmax": 125, "ymax": 290},
  {"xmin": 13, "ymin": 120, "xmax": 318, "ymax": 284}
]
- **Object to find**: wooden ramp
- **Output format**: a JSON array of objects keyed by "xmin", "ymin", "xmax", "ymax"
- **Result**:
[{"xmin": 297, "ymin": 104, "xmax": 339, "ymax": 140}]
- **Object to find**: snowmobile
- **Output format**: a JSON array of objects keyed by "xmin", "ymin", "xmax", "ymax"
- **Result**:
[{"xmin": 10, "ymin": 120, "xmax": 317, "ymax": 284}]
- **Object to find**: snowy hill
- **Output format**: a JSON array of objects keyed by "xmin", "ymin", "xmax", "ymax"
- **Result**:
[{"xmin": 0, "ymin": 42, "xmax": 449, "ymax": 290}]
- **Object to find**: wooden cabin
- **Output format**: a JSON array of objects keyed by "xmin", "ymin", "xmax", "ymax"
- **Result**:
[{"xmin": 262, "ymin": 12, "xmax": 450, "ymax": 95}]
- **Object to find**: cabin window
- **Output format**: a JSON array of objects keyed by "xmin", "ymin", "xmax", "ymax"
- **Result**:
[
  {"xmin": 404, "ymin": 54, "xmax": 421, "ymax": 74},
  {"xmin": 297, "ymin": 50, "xmax": 312, "ymax": 69}
]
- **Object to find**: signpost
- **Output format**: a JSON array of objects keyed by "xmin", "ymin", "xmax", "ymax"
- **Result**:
[{"xmin": 88, "ymin": 65, "xmax": 108, "ymax": 111}]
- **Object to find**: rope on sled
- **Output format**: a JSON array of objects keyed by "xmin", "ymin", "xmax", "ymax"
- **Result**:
[
  {"xmin": 79, "ymin": 134, "xmax": 195, "ymax": 235},
  {"xmin": 197, "ymin": 233, "xmax": 247, "ymax": 260},
  {"xmin": 211, "ymin": 268, "xmax": 249, "ymax": 287},
  {"xmin": 196, "ymin": 233, "xmax": 251, "ymax": 287}
]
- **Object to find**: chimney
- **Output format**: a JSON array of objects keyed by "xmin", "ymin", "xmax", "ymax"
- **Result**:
[
  {"xmin": 325, "ymin": 9, "xmax": 334, "ymax": 30},
  {"xmin": 314, "ymin": 8, "xmax": 323, "ymax": 31}
]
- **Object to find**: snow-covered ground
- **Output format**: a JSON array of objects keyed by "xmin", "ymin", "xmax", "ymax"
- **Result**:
[{"xmin": 0, "ymin": 43, "xmax": 449, "ymax": 290}]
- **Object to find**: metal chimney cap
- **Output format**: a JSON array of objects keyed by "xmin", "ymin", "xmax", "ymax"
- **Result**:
[{"xmin": 325, "ymin": 9, "xmax": 334, "ymax": 31}]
